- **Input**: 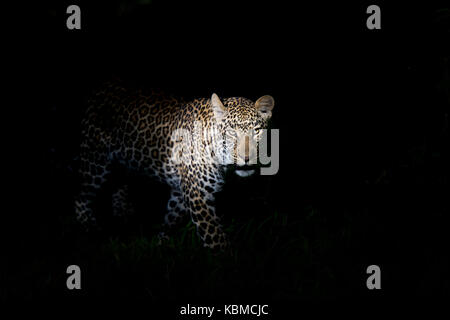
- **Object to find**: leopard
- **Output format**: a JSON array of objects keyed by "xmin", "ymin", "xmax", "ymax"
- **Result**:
[{"xmin": 75, "ymin": 80, "xmax": 275, "ymax": 251}]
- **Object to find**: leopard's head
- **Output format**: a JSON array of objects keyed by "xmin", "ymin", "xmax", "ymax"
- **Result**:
[{"xmin": 211, "ymin": 93, "xmax": 275, "ymax": 177}]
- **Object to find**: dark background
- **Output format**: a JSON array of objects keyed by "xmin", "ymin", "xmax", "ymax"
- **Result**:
[{"xmin": 4, "ymin": 0, "xmax": 449, "ymax": 311}]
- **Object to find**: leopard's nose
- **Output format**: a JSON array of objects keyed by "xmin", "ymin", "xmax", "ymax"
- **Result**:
[{"xmin": 244, "ymin": 155, "xmax": 250, "ymax": 163}]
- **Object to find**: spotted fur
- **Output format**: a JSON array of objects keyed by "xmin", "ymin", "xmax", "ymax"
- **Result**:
[{"xmin": 75, "ymin": 80, "xmax": 275, "ymax": 250}]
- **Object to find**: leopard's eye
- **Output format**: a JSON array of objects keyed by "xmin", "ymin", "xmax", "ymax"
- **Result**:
[{"xmin": 254, "ymin": 127, "xmax": 262, "ymax": 134}]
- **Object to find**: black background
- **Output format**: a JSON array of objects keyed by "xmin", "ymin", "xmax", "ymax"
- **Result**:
[{"xmin": 4, "ymin": 0, "xmax": 449, "ymax": 312}]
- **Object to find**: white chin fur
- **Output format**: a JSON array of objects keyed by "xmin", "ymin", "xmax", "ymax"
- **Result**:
[{"xmin": 235, "ymin": 169, "xmax": 256, "ymax": 177}]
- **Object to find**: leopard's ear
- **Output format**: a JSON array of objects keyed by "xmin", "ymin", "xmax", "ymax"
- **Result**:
[
  {"xmin": 255, "ymin": 95, "xmax": 275, "ymax": 118},
  {"xmin": 211, "ymin": 93, "xmax": 227, "ymax": 121}
]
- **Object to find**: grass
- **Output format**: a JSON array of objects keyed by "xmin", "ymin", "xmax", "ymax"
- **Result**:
[{"xmin": 45, "ymin": 205, "xmax": 353, "ymax": 301}]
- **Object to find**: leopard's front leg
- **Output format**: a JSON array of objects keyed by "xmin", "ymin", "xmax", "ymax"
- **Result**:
[
  {"xmin": 187, "ymin": 188, "xmax": 229, "ymax": 251},
  {"xmin": 180, "ymin": 168, "xmax": 229, "ymax": 251}
]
